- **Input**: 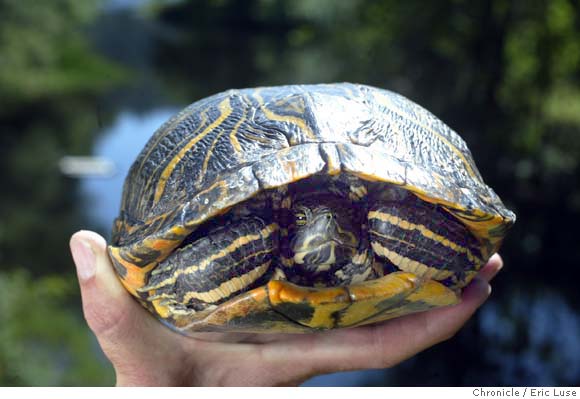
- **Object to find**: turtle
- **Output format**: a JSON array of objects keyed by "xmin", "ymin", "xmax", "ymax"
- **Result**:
[{"xmin": 108, "ymin": 83, "xmax": 515, "ymax": 334}]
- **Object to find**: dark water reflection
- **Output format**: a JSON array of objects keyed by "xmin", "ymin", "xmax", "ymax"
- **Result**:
[
  {"xmin": 480, "ymin": 291, "xmax": 580, "ymax": 385},
  {"xmin": 74, "ymin": 0, "xmax": 580, "ymax": 386}
]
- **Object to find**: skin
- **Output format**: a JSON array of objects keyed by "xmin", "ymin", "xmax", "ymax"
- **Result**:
[{"xmin": 70, "ymin": 229, "xmax": 503, "ymax": 386}]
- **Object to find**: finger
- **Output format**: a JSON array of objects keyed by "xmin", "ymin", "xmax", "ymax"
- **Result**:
[
  {"xmin": 70, "ymin": 230, "xmax": 148, "ymax": 338},
  {"xmin": 71, "ymin": 231, "xmax": 188, "ymax": 386},
  {"xmin": 72, "ymin": 231, "xmax": 203, "ymax": 386},
  {"xmin": 70, "ymin": 232, "xmax": 173, "ymax": 354},
  {"xmin": 423, "ymin": 275, "xmax": 491, "ymax": 340},
  {"xmin": 478, "ymin": 253, "xmax": 503, "ymax": 283}
]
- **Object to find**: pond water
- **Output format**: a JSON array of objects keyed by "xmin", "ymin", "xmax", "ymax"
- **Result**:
[{"xmin": 82, "ymin": 109, "xmax": 178, "ymax": 230}]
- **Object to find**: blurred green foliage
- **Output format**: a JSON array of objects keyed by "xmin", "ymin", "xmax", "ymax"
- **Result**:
[
  {"xmin": 0, "ymin": 0, "xmax": 124, "ymax": 276},
  {"xmin": 0, "ymin": 0, "xmax": 123, "ymax": 106},
  {"xmin": 0, "ymin": 0, "xmax": 122, "ymax": 386},
  {"xmin": 0, "ymin": 270, "xmax": 114, "ymax": 385}
]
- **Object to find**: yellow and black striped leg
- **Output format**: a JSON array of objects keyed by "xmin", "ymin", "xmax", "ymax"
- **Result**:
[
  {"xmin": 368, "ymin": 198, "xmax": 484, "ymax": 289},
  {"xmin": 141, "ymin": 216, "xmax": 279, "ymax": 319}
]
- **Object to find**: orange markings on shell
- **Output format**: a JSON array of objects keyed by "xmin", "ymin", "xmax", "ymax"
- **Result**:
[
  {"xmin": 267, "ymin": 280, "xmax": 350, "ymax": 306},
  {"xmin": 109, "ymin": 247, "xmax": 156, "ymax": 296}
]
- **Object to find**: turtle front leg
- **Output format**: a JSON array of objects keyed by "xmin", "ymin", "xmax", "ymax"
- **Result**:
[
  {"xmin": 142, "ymin": 216, "xmax": 278, "ymax": 319},
  {"xmin": 368, "ymin": 196, "xmax": 484, "ymax": 289}
]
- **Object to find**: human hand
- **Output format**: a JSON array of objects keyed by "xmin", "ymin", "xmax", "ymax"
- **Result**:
[{"xmin": 70, "ymin": 230, "xmax": 502, "ymax": 386}]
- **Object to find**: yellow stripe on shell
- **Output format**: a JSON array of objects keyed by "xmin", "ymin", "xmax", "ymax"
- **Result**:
[
  {"xmin": 368, "ymin": 210, "xmax": 482, "ymax": 265},
  {"xmin": 253, "ymin": 91, "xmax": 317, "ymax": 142},
  {"xmin": 371, "ymin": 91, "xmax": 479, "ymax": 179},
  {"xmin": 228, "ymin": 107, "xmax": 247, "ymax": 153},
  {"xmin": 273, "ymin": 95, "xmax": 306, "ymax": 114},
  {"xmin": 135, "ymin": 109, "xmax": 208, "ymax": 200},
  {"xmin": 242, "ymin": 125, "xmax": 275, "ymax": 144},
  {"xmin": 199, "ymin": 108, "xmax": 247, "ymax": 184},
  {"xmin": 153, "ymin": 97, "xmax": 233, "ymax": 204},
  {"xmin": 137, "ymin": 111, "xmax": 209, "ymax": 215}
]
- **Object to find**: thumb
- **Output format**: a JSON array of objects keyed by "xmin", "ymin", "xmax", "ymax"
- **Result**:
[
  {"xmin": 70, "ymin": 231, "xmax": 188, "ymax": 386},
  {"xmin": 70, "ymin": 230, "xmax": 142, "ymax": 338},
  {"xmin": 69, "ymin": 231, "xmax": 167, "ymax": 358}
]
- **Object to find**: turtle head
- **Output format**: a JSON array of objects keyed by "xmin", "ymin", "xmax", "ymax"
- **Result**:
[{"xmin": 289, "ymin": 195, "xmax": 361, "ymax": 271}]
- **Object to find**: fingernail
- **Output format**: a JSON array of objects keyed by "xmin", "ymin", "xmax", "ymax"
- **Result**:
[
  {"xmin": 491, "ymin": 253, "xmax": 503, "ymax": 270},
  {"xmin": 71, "ymin": 236, "xmax": 96, "ymax": 281}
]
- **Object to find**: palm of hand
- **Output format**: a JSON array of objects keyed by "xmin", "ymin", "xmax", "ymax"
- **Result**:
[{"xmin": 70, "ymin": 230, "xmax": 500, "ymax": 386}]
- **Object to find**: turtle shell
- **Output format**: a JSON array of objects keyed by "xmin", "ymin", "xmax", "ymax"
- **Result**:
[{"xmin": 108, "ymin": 83, "xmax": 515, "ymax": 333}]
